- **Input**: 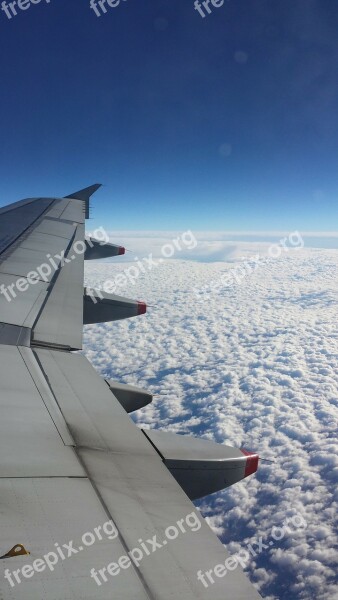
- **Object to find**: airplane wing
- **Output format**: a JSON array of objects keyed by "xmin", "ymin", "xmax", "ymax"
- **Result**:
[{"xmin": 0, "ymin": 185, "xmax": 262, "ymax": 599}]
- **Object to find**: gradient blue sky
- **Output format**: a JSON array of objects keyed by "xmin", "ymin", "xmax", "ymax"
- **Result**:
[{"xmin": 0, "ymin": 0, "xmax": 337, "ymax": 230}]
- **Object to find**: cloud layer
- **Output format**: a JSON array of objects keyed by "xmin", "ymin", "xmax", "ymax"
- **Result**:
[{"xmin": 83, "ymin": 247, "xmax": 338, "ymax": 600}]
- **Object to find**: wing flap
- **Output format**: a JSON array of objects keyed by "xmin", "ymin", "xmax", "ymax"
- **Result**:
[
  {"xmin": 0, "ymin": 346, "xmax": 84, "ymax": 478},
  {"xmin": 34, "ymin": 218, "xmax": 77, "ymax": 239},
  {"xmin": 0, "ymin": 273, "xmax": 47, "ymax": 327},
  {"xmin": 0, "ymin": 247, "xmax": 60, "ymax": 282},
  {"xmin": 59, "ymin": 199, "xmax": 86, "ymax": 224},
  {"xmin": 32, "ymin": 224, "xmax": 85, "ymax": 349},
  {"xmin": 19, "ymin": 231, "xmax": 72, "ymax": 256},
  {"xmin": 45, "ymin": 198, "xmax": 71, "ymax": 218},
  {"xmin": 35, "ymin": 349, "xmax": 155, "ymax": 455}
]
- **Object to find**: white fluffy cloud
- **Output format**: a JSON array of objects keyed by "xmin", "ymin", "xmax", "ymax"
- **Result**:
[{"xmin": 83, "ymin": 241, "xmax": 338, "ymax": 600}]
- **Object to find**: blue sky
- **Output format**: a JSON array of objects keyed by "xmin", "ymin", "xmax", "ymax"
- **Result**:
[{"xmin": 0, "ymin": 0, "xmax": 337, "ymax": 230}]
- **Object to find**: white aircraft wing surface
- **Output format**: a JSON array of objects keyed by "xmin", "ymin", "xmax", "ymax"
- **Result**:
[{"xmin": 0, "ymin": 185, "xmax": 261, "ymax": 600}]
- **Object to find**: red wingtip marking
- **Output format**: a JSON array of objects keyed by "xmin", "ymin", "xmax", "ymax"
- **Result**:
[
  {"xmin": 241, "ymin": 449, "xmax": 259, "ymax": 477},
  {"xmin": 137, "ymin": 301, "xmax": 147, "ymax": 315},
  {"xmin": 118, "ymin": 246, "xmax": 126, "ymax": 255}
]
